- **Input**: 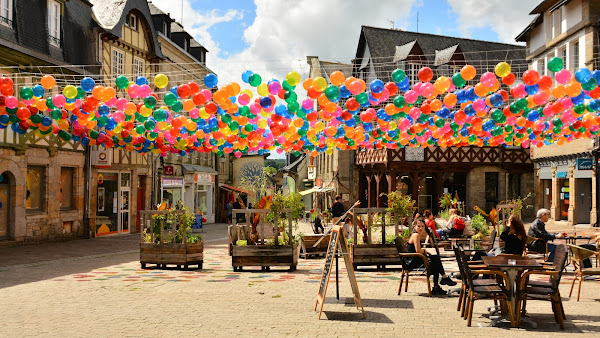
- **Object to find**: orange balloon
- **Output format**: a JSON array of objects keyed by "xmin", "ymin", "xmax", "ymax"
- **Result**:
[
  {"xmin": 329, "ymin": 71, "xmax": 345, "ymax": 86},
  {"xmin": 551, "ymin": 85, "xmax": 566, "ymax": 98},
  {"xmin": 443, "ymin": 93, "xmax": 457, "ymax": 108},
  {"xmin": 461, "ymin": 65, "xmax": 477, "ymax": 81},
  {"xmin": 474, "ymin": 83, "xmax": 488, "ymax": 97},
  {"xmin": 430, "ymin": 99, "xmax": 443, "ymax": 111},
  {"xmin": 40, "ymin": 75, "xmax": 56, "ymax": 90},
  {"xmin": 566, "ymin": 82, "xmax": 582, "ymax": 97}
]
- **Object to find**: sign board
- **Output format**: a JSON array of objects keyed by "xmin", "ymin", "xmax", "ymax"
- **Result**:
[
  {"xmin": 577, "ymin": 158, "xmax": 593, "ymax": 170},
  {"xmin": 315, "ymin": 179, "xmax": 322, "ymax": 187},
  {"xmin": 315, "ymin": 226, "xmax": 365, "ymax": 319},
  {"xmin": 556, "ymin": 171, "xmax": 568, "ymax": 179},
  {"xmin": 404, "ymin": 147, "xmax": 425, "ymax": 161},
  {"xmin": 161, "ymin": 177, "xmax": 183, "ymax": 186},
  {"xmin": 92, "ymin": 149, "xmax": 112, "ymax": 167},
  {"xmin": 195, "ymin": 173, "xmax": 213, "ymax": 183},
  {"xmin": 164, "ymin": 165, "xmax": 174, "ymax": 176},
  {"xmin": 308, "ymin": 165, "xmax": 316, "ymax": 180}
]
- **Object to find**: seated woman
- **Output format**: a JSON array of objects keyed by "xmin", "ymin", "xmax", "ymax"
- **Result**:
[
  {"xmin": 407, "ymin": 218, "xmax": 457, "ymax": 295},
  {"xmin": 423, "ymin": 210, "xmax": 439, "ymax": 239},
  {"xmin": 472, "ymin": 215, "xmax": 526, "ymax": 261},
  {"xmin": 437, "ymin": 208, "xmax": 465, "ymax": 240}
]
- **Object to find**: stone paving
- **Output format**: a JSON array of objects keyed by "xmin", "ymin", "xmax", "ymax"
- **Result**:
[{"xmin": 1, "ymin": 221, "xmax": 599, "ymax": 337}]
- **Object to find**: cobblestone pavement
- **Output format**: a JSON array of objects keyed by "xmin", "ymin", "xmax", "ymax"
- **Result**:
[{"xmin": 1, "ymin": 221, "xmax": 599, "ymax": 337}]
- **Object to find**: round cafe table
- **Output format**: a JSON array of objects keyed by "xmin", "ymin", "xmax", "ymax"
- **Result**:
[{"xmin": 481, "ymin": 255, "xmax": 543, "ymax": 328}]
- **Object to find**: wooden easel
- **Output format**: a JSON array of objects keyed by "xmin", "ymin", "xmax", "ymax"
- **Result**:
[{"xmin": 315, "ymin": 226, "xmax": 365, "ymax": 319}]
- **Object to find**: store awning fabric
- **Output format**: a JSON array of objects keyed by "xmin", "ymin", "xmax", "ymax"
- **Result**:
[
  {"xmin": 299, "ymin": 186, "xmax": 335, "ymax": 195},
  {"xmin": 218, "ymin": 183, "xmax": 254, "ymax": 196}
]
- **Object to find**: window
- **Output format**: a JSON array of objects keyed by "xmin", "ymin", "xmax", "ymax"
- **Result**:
[
  {"xmin": 47, "ymin": 0, "xmax": 61, "ymax": 47},
  {"xmin": 112, "ymin": 48, "xmax": 124, "ymax": 76},
  {"xmin": 508, "ymin": 173, "xmax": 521, "ymax": 200},
  {"xmin": 60, "ymin": 167, "xmax": 74, "ymax": 210},
  {"xmin": 0, "ymin": 0, "xmax": 12, "ymax": 27},
  {"xmin": 571, "ymin": 41, "xmax": 580, "ymax": 70},
  {"xmin": 163, "ymin": 21, "xmax": 168, "ymax": 35},
  {"xmin": 126, "ymin": 13, "xmax": 137, "ymax": 30},
  {"xmin": 558, "ymin": 47, "xmax": 566, "ymax": 71},
  {"xmin": 552, "ymin": 8, "xmax": 562, "ymax": 39},
  {"xmin": 26, "ymin": 166, "xmax": 44, "ymax": 211},
  {"xmin": 133, "ymin": 57, "xmax": 144, "ymax": 78},
  {"xmin": 538, "ymin": 58, "xmax": 546, "ymax": 75}
]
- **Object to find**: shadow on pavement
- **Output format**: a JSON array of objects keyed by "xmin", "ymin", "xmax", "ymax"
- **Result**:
[
  {"xmin": 323, "ymin": 310, "xmax": 394, "ymax": 323},
  {"xmin": 345, "ymin": 298, "xmax": 414, "ymax": 309}
]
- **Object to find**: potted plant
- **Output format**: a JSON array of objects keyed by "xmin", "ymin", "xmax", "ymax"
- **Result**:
[{"xmin": 140, "ymin": 208, "xmax": 204, "ymax": 270}]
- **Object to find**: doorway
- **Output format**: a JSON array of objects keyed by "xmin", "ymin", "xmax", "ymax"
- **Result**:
[
  {"xmin": 576, "ymin": 178, "xmax": 591, "ymax": 224},
  {"xmin": 136, "ymin": 175, "xmax": 146, "ymax": 233},
  {"xmin": 96, "ymin": 171, "xmax": 131, "ymax": 236},
  {"xmin": 485, "ymin": 172, "xmax": 499, "ymax": 213},
  {"xmin": 0, "ymin": 172, "xmax": 10, "ymax": 240}
]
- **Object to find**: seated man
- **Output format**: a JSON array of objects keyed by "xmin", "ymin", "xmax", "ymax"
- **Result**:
[{"xmin": 527, "ymin": 208, "xmax": 564, "ymax": 262}]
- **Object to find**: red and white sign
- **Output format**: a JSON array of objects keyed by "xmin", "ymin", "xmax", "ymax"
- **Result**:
[
  {"xmin": 195, "ymin": 173, "xmax": 214, "ymax": 183},
  {"xmin": 164, "ymin": 165, "xmax": 174, "ymax": 176},
  {"xmin": 92, "ymin": 150, "xmax": 112, "ymax": 168}
]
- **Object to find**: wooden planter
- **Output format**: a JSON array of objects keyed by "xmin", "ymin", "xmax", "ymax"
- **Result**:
[
  {"xmin": 140, "ymin": 241, "xmax": 204, "ymax": 269},
  {"xmin": 232, "ymin": 243, "xmax": 299, "ymax": 271},
  {"xmin": 300, "ymin": 234, "xmax": 330, "ymax": 258},
  {"xmin": 351, "ymin": 244, "xmax": 403, "ymax": 270}
]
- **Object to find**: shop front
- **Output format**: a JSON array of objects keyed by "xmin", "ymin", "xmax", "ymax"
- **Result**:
[
  {"xmin": 96, "ymin": 171, "xmax": 131, "ymax": 236},
  {"xmin": 161, "ymin": 177, "xmax": 184, "ymax": 208}
]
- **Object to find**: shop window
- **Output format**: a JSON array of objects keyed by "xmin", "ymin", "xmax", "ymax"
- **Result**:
[
  {"xmin": 112, "ymin": 48, "xmax": 124, "ymax": 76},
  {"xmin": 0, "ymin": 0, "xmax": 13, "ymax": 27},
  {"xmin": 195, "ymin": 184, "xmax": 208, "ymax": 215},
  {"xmin": 541, "ymin": 179, "xmax": 552, "ymax": 210},
  {"xmin": 508, "ymin": 173, "xmax": 521, "ymax": 200},
  {"xmin": 60, "ymin": 167, "xmax": 74, "ymax": 210},
  {"xmin": 485, "ymin": 172, "xmax": 499, "ymax": 213},
  {"xmin": 570, "ymin": 41, "xmax": 579, "ymax": 70},
  {"xmin": 120, "ymin": 172, "xmax": 130, "ymax": 187},
  {"xmin": 559, "ymin": 179, "xmax": 569, "ymax": 220},
  {"xmin": 47, "ymin": 0, "xmax": 61, "ymax": 47},
  {"xmin": 26, "ymin": 166, "xmax": 44, "ymax": 211}
]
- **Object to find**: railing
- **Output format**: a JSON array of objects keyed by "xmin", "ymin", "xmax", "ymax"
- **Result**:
[
  {"xmin": 356, "ymin": 149, "xmax": 388, "ymax": 165},
  {"xmin": 232, "ymin": 208, "xmax": 294, "ymax": 245}
]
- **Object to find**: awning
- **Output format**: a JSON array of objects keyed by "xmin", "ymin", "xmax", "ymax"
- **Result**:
[
  {"xmin": 218, "ymin": 183, "xmax": 254, "ymax": 196},
  {"xmin": 182, "ymin": 164, "xmax": 217, "ymax": 174},
  {"xmin": 299, "ymin": 187, "xmax": 320, "ymax": 196}
]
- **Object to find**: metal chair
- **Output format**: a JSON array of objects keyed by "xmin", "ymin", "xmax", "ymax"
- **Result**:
[
  {"xmin": 517, "ymin": 244, "xmax": 568, "ymax": 329},
  {"xmin": 394, "ymin": 237, "xmax": 432, "ymax": 296},
  {"xmin": 567, "ymin": 244, "xmax": 600, "ymax": 301}
]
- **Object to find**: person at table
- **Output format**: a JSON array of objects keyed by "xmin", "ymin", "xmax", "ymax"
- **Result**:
[
  {"xmin": 472, "ymin": 216, "xmax": 526, "ymax": 261},
  {"xmin": 330, "ymin": 195, "xmax": 345, "ymax": 224},
  {"xmin": 313, "ymin": 212, "xmax": 325, "ymax": 234},
  {"xmin": 423, "ymin": 210, "xmax": 439, "ymax": 239},
  {"xmin": 580, "ymin": 233, "xmax": 600, "ymax": 268},
  {"xmin": 407, "ymin": 218, "xmax": 457, "ymax": 295},
  {"xmin": 437, "ymin": 208, "xmax": 465, "ymax": 240},
  {"xmin": 528, "ymin": 208, "xmax": 564, "ymax": 262}
]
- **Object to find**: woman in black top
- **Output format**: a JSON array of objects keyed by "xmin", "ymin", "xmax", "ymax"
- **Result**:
[
  {"xmin": 407, "ymin": 219, "xmax": 456, "ymax": 295},
  {"xmin": 501, "ymin": 215, "xmax": 527, "ymax": 255}
]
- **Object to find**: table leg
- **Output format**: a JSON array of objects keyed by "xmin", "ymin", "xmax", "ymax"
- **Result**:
[{"xmin": 489, "ymin": 268, "xmax": 537, "ymax": 329}]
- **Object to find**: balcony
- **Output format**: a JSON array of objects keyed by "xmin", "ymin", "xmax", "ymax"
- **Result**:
[{"xmin": 356, "ymin": 149, "xmax": 388, "ymax": 165}]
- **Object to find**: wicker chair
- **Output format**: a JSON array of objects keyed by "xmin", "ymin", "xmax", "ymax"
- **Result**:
[{"xmin": 567, "ymin": 244, "xmax": 600, "ymax": 301}]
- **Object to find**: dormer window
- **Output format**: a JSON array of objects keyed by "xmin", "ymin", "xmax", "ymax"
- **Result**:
[
  {"xmin": 125, "ymin": 13, "xmax": 137, "ymax": 30},
  {"xmin": 0, "ymin": 0, "xmax": 13, "ymax": 27},
  {"xmin": 47, "ymin": 0, "xmax": 61, "ymax": 47},
  {"xmin": 163, "ymin": 21, "xmax": 168, "ymax": 35},
  {"xmin": 551, "ymin": 7, "xmax": 562, "ymax": 39}
]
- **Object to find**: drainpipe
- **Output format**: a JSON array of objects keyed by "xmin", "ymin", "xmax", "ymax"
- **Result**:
[{"xmin": 83, "ymin": 146, "xmax": 91, "ymax": 238}]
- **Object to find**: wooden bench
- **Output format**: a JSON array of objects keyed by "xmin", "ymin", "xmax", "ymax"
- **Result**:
[{"xmin": 300, "ymin": 234, "xmax": 330, "ymax": 258}]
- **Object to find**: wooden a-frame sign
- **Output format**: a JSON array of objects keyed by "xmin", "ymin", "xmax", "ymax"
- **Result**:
[{"xmin": 315, "ymin": 225, "xmax": 365, "ymax": 319}]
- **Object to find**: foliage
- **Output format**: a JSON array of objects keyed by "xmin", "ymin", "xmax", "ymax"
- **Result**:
[
  {"xmin": 264, "ymin": 159, "xmax": 286, "ymax": 170},
  {"xmin": 473, "ymin": 206, "xmax": 498, "ymax": 228},
  {"xmin": 500, "ymin": 192, "xmax": 533, "ymax": 217},
  {"xmin": 144, "ymin": 208, "xmax": 202, "ymax": 244},
  {"xmin": 382, "ymin": 191, "xmax": 415, "ymax": 222},
  {"xmin": 470, "ymin": 213, "xmax": 491, "ymax": 236},
  {"xmin": 439, "ymin": 192, "xmax": 463, "ymax": 214},
  {"xmin": 239, "ymin": 167, "xmax": 277, "ymax": 202},
  {"xmin": 438, "ymin": 209, "xmax": 450, "ymax": 220},
  {"xmin": 264, "ymin": 192, "xmax": 303, "ymax": 245},
  {"xmin": 236, "ymin": 240, "xmax": 247, "ymax": 246},
  {"xmin": 385, "ymin": 234, "xmax": 397, "ymax": 244}
]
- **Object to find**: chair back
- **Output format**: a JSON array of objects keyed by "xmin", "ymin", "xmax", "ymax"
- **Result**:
[
  {"xmin": 424, "ymin": 226, "xmax": 441, "ymax": 256},
  {"xmin": 568, "ymin": 244, "xmax": 596, "ymax": 271},
  {"xmin": 394, "ymin": 237, "xmax": 407, "ymax": 254},
  {"xmin": 452, "ymin": 244, "xmax": 468, "ymax": 285},
  {"xmin": 457, "ymin": 246, "xmax": 475, "ymax": 290},
  {"xmin": 489, "ymin": 229, "xmax": 497, "ymax": 250},
  {"xmin": 551, "ymin": 244, "xmax": 568, "ymax": 287}
]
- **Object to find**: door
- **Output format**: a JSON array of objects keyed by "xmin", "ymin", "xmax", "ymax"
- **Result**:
[
  {"xmin": 577, "ymin": 178, "xmax": 591, "ymax": 224},
  {"xmin": 120, "ymin": 172, "xmax": 131, "ymax": 233},
  {"xmin": 0, "ymin": 172, "xmax": 10, "ymax": 240},
  {"xmin": 136, "ymin": 175, "xmax": 145, "ymax": 233},
  {"xmin": 97, "ymin": 172, "xmax": 119, "ymax": 235},
  {"xmin": 485, "ymin": 172, "xmax": 499, "ymax": 213}
]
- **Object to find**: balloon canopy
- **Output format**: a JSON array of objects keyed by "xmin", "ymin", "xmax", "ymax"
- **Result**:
[{"xmin": 2, "ymin": 57, "xmax": 600, "ymax": 158}]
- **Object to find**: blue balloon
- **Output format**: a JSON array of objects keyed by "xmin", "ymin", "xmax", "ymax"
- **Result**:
[
  {"xmin": 98, "ymin": 104, "xmax": 110, "ymax": 116},
  {"xmin": 369, "ymin": 79, "xmax": 385, "ymax": 94},
  {"xmin": 241, "ymin": 70, "xmax": 253, "ymax": 83},
  {"xmin": 527, "ymin": 110, "xmax": 540, "ymax": 122},
  {"xmin": 489, "ymin": 93, "xmax": 504, "ymax": 107},
  {"xmin": 170, "ymin": 86, "xmax": 179, "ymax": 98},
  {"xmin": 259, "ymin": 96, "xmax": 272, "ymax": 108},
  {"xmin": 524, "ymin": 84, "xmax": 539, "ymax": 95},
  {"xmin": 398, "ymin": 77, "xmax": 410, "ymax": 91},
  {"xmin": 204, "ymin": 73, "xmax": 218, "ymax": 88},
  {"xmin": 41, "ymin": 116, "xmax": 52, "ymax": 127},
  {"xmin": 464, "ymin": 104, "xmax": 476, "ymax": 116},
  {"xmin": 575, "ymin": 68, "xmax": 592, "ymax": 83},
  {"xmin": 437, "ymin": 107, "xmax": 450, "ymax": 119},
  {"xmin": 571, "ymin": 92, "xmax": 586, "ymax": 105},
  {"xmin": 81, "ymin": 77, "xmax": 95, "ymax": 92},
  {"xmin": 588, "ymin": 99, "xmax": 600, "ymax": 112},
  {"xmin": 32, "ymin": 84, "xmax": 45, "ymax": 98},
  {"xmin": 135, "ymin": 76, "xmax": 149, "ymax": 86},
  {"xmin": 592, "ymin": 70, "xmax": 600, "ymax": 85},
  {"xmin": 339, "ymin": 85, "xmax": 351, "ymax": 99}
]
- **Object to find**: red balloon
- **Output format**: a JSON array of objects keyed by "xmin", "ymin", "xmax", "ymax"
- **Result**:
[{"xmin": 418, "ymin": 67, "xmax": 434, "ymax": 82}]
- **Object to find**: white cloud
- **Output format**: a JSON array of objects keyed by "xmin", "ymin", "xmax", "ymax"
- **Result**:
[
  {"xmin": 447, "ymin": 0, "xmax": 538, "ymax": 43},
  {"xmin": 152, "ymin": 0, "xmax": 418, "ymax": 85}
]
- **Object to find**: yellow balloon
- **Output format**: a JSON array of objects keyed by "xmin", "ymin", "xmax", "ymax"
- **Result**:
[
  {"xmin": 154, "ymin": 74, "xmax": 169, "ymax": 88},
  {"xmin": 257, "ymin": 119, "xmax": 268, "ymax": 129},
  {"xmin": 313, "ymin": 77, "xmax": 327, "ymax": 92},
  {"xmin": 494, "ymin": 62, "xmax": 511, "ymax": 78},
  {"xmin": 314, "ymin": 121, "xmax": 325, "ymax": 132},
  {"xmin": 63, "ymin": 85, "xmax": 77, "ymax": 99},
  {"xmin": 139, "ymin": 106, "xmax": 152, "ymax": 117},
  {"xmin": 257, "ymin": 83, "xmax": 269, "ymax": 97},
  {"xmin": 240, "ymin": 89, "xmax": 253, "ymax": 99},
  {"xmin": 260, "ymin": 109, "xmax": 271, "ymax": 118},
  {"xmin": 198, "ymin": 108, "xmax": 209, "ymax": 119},
  {"xmin": 285, "ymin": 71, "xmax": 301, "ymax": 86}
]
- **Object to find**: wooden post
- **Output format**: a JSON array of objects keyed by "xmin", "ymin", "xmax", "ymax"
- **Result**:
[
  {"xmin": 375, "ymin": 173, "xmax": 381, "ymax": 208},
  {"xmin": 381, "ymin": 212, "xmax": 386, "ymax": 244},
  {"xmin": 288, "ymin": 210, "xmax": 293, "ymax": 245},
  {"xmin": 366, "ymin": 175, "xmax": 372, "ymax": 208},
  {"xmin": 274, "ymin": 211, "xmax": 278, "ymax": 245},
  {"xmin": 160, "ymin": 217, "xmax": 164, "ymax": 244},
  {"xmin": 394, "ymin": 212, "xmax": 399, "ymax": 238},
  {"xmin": 367, "ymin": 211, "xmax": 372, "ymax": 245},
  {"xmin": 353, "ymin": 212, "xmax": 357, "ymax": 244}
]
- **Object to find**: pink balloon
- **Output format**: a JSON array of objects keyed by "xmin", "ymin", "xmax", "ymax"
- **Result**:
[
  {"xmin": 404, "ymin": 90, "xmax": 418, "ymax": 104},
  {"xmin": 268, "ymin": 81, "xmax": 282, "ymax": 95},
  {"xmin": 480, "ymin": 72, "xmax": 497, "ymax": 87},
  {"xmin": 52, "ymin": 94, "xmax": 66, "ymax": 108},
  {"xmin": 555, "ymin": 69, "xmax": 571, "ymax": 84},
  {"xmin": 140, "ymin": 85, "xmax": 152, "ymax": 98},
  {"xmin": 4, "ymin": 96, "xmax": 18, "ymax": 109},
  {"xmin": 201, "ymin": 89, "xmax": 212, "ymax": 101},
  {"xmin": 127, "ymin": 84, "xmax": 141, "ymax": 98}
]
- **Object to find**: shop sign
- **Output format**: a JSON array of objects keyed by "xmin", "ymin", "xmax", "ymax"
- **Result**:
[
  {"xmin": 315, "ymin": 179, "xmax": 322, "ymax": 187},
  {"xmin": 92, "ymin": 149, "xmax": 112, "ymax": 167},
  {"xmin": 405, "ymin": 147, "xmax": 424, "ymax": 161},
  {"xmin": 307, "ymin": 165, "xmax": 316, "ymax": 180},
  {"xmin": 162, "ymin": 177, "xmax": 183, "ymax": 186},
  {"xmin": 577, "ymin": 158, "xmax": 593, "ymax": 170},
  {"xmin": 195, "ymin": 173, "xmax": 213, "ymax": 183},
  {"xmin": 164, "ymin": 165, "xmax": 174, "ymax": 176},
  {"xmin": 556, "ymin": 171, "xmax": 568, "ymax": 178}
]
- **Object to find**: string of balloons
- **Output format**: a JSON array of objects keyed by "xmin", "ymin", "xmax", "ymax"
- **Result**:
[{"xmin": 1, "ymin": 56, "xmax": 599, "ymax": 158}]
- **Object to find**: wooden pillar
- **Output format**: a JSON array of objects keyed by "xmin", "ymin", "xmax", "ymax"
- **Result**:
[
  {"xmin": 375, "ymin": 173, "xmax": 381, "ymax": 208},
  {"xmin": 366, "ymin": 175, "xmax": 372, "ymax": 208},
  {"xmin": 435, "ymin": 172, "xmax": 443, "ymax": 214}
]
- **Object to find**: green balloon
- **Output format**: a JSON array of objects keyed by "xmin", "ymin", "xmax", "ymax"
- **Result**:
[
  {"xmin": 324, "ymin": 85, "xmax": 340, "ymax": 101},
  {"xmin": 573, "ymin": 104, "xmax": 585, "ymax": 114},
  {"xmin": 282, "ymin": 80, "xmax": 295, "ymax": 91},
  {"xmin": 164, "ymin": 92, "xmax": 178, "ymax": 106},
  {"xmin": 547, "ymin": 57, "xmax": 564, "ymax": 72},
  {"xmin": 221, "ymin": 113, "xmax": 232, "ymax": 123},
  {"xmin": 468, "ymin": 135, "xmax": 476, "ymax": 143},
  {"xmin": 171, "ymin": 101, "xmax": 183, "ymax": 113},
  {"xmin": 393, "ymin": 95, "xmax": 406, "ymax": 108},
  {"xmin": 115, "ymin": 76, "xmax": 129, "ymax": 89},
  {"xmin": 435, "ymin": 118, "xmax": 445, "ymax": 128},
  {"xmin": 450, "ymin": 122, "xmax": 460, "ymax": 132},
  {"xmin": 244, "ymin": 124, "xmax": 253, "ymax": 132},
  {"xmin": 249, "ymin": 74, "xmax": 262, "ymax": 87},
  {"xmin": 582, "ymin": 78, "xmax": 596, "ymax": 91},
  {"xmin": 135, "ymin": 125, "xmax": 146, "ymax": 134},
  {"xmin": 229, "ymin": 121, "xmax": 239, "ymax": 131},
  {"xmin": 355, "ymin": 92, "xmax": 368, "ymax": 104},
  {"xmin": 98, "ymin": 115, "xmax": 108, "ymax": 126},
  {"xmin": 58, "ymin": 130, "xmax": 71, "ymax": 141},
  {"xmin": 51, "ymin": 108, "xmax": 63, "ymax": 120},
  {"xmin": 154, "ymin": 109, "xmax": 167, "ymax": 122},
  {"xmin": 284, "ymin": 91, "xmax": 298, "ymax": 103},
  {"xmin": 30, "ymin": 114, "xmax": 42, "ymax": 124},
  {"xmin": 144, "ymin": 96, "xmax": 157, "ymax": 109},
  {"xmin": 76, "ymin": 86, "xmax": 86, "ymax": 99},
  {"xmin": 46, "ymin": 97, "xmax": 56, "ymax": 109},
  {"xmin": 144, "ymin": 119, "xmax": 155, "ymax": 130},
  {"xmin": 391, "ymin": 69, "xmax": 406, "ymax": 83},
  {"xmin": 452, "ymin": 73, "xmax": 466, "ymax": 88},
  {"xmin": 20, "ymin": 86, "xmax": 33, "ymax": 100},
  {"xmin": 516, "ymin": 98, "xmax": 528, "ymax": 110},
  {"xmin": 90, "ymin": 130, "xmax": 99, "ymax": 139}
]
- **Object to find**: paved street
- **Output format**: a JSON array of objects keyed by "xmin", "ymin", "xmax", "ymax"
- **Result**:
[{"xmin": 1, "ymin": 222, "xmax": 600, "ymax": 337}]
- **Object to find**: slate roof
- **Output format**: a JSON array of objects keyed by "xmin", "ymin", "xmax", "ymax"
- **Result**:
[
  {"xmin": 190, "ymin": 39, "xmax": 205, "ymax": 49},
  {"xmin": 89, "ymin": 0, "xmax": 164, "ymax": 58},
  {"xmin": 318, "ymin": 61, "xmax": 353, "ymax": 83},
  {"xmin": 393, "ymin": 41, "xmax": 416, "ymax": 63},
  {"xmin": 147, "ymin": 1, "xmax": 168, "ymax": 16},
  {"xmin": 355, "ymin": 26, "xmax": 527, "ymax": 80},
  {"xmin": 171, "ymin": 21, "xmax": 191, "ymax": 36}
]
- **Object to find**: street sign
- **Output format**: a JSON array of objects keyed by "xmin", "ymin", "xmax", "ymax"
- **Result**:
[{"xmin": 164, "ymin": 165, "xmax": 174, "ymax": 176}]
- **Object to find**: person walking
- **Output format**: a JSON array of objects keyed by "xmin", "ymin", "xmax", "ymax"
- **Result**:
[
  {"xmin": 528, "ymin": 208, "xmax": 564, "ymax": 262},
  {"xmin": 331, "ymin": 195, "xmax": 345, "ymax": 225},
  {"xmin": 226, "ymin": 200, "xmax": 233, "ymax": 225}
]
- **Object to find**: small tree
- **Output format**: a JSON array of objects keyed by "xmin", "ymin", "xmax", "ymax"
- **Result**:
[{"xmin": 382, "ymin": 191, "xmax": 416, "ymax": 231}]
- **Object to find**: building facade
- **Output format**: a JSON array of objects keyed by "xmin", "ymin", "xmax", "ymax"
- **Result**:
[
  {"xmin": 352, "ymin": 26, "xmax": 534, "ymax": 217},
  {"xmin": 516, "ymin": 0, "xmax": 600, "ymax": 225},
  {"xmin": 0, "ymin": 0, "xmax": 99, "ymax": 243}
]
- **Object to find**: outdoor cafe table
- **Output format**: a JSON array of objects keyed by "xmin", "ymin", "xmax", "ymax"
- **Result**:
[{"xmin": 481, "ymin": 255, "xmax": 543, "ymax": 328}]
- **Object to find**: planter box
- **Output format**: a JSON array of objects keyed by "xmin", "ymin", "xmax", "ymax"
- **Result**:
[
  {"xmin": 300, "ymin": 234, "xmax": 330, "ymax": 258},
  {"xmin": 232, "ymin": 244, "xmax": 299, "ymax": 271},
  {"xmin": 351, "ymin": 244, "xmax": 402, "ymax": 269},
  {"xmin": 140, "ymin": 241, "xmax": 204, "ymax": 269}
]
